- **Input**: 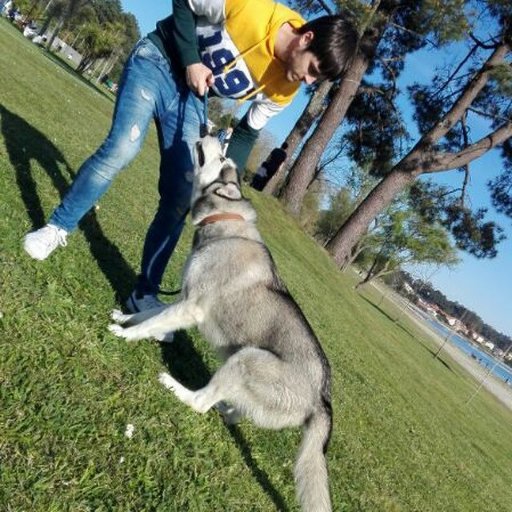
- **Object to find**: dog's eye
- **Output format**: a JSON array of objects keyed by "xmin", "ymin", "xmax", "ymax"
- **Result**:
[{"xmin": 196, "ymin": 141, "xmax": 205, "ymax": 167}]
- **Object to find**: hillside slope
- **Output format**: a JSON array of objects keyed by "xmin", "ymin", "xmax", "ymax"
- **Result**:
[{"xmin": 1, "ymin": 19, "xmax": 511, "ymax": 511}]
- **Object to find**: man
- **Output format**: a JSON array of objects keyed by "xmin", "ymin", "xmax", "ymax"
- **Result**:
[
  {"xmin": 24, "ymin": 0, "xmax": 358, "ymax": 312},
  {"xmin": 251, "ymin": 142, "xmax": 288, "ymax": 191}
]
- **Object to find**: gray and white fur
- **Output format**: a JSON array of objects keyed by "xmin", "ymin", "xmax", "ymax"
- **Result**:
[{"xmin": 109, "ymin": 136, "xmax": 333, "ymax": 512}]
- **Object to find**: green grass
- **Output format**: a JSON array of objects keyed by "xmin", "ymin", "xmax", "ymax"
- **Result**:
[{"xmin": 1, "ymin": 18, "xmax": 512, "ymax": 511}]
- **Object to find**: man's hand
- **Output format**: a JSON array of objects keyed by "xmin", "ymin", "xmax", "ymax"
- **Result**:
[{"xmin": 186, "ymin": 63, "xmax": 214, "ymax": 96}]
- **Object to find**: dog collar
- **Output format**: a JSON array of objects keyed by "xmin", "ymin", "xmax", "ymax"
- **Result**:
[{"xmin": 198, "ymin": 213, "xmax": 245, "ymax": 226}]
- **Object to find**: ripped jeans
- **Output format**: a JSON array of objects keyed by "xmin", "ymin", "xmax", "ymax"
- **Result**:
[{"xmin": 49, "ymin": 38, "xmax": 202, "ymax": 295}]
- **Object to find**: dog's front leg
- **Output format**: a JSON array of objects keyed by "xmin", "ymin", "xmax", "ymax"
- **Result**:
[{"xmin": 109, "ymin": 301, "xmax": 203, "ymax": 342}]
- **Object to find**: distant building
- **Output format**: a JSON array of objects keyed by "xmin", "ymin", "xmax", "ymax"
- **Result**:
[
  {"xmin": 27, "ymin": 28, "xmax": 83, "ymax": 67},
  {"xmin": 416, "ymin": 298, "xmax": 439, "ymax": 316},
  {"xmin": 403, "ymin": 281, "xmax": 415, "ymax": 295},
  {"xmin": 472, "ymin": 332, "xmax": 485, "ymax": 343},
  {"xmin": 484, "ymin": 341, "xmax": 495, "ymax": 351}
]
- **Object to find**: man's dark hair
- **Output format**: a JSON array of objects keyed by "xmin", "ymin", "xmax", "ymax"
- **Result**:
[{"xmin": 298, "ymin": 15, "xmax": 359, "ymax": 80}]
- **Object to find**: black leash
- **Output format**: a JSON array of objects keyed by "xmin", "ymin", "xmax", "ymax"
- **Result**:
[
  {"xmin": 193, "ymin": 90, "xmax": 209, "ymax": 137},
  {"xmin": 160, "ymin": 91, "xmax": 208, "ymax": 298},
  {"xmin": 158, "ymin": 287, "xmax": 182, "ymax": 296}
]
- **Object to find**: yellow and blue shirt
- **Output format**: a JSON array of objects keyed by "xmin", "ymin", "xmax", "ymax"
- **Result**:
[{"xmin": 150, "ymin": 0, "xmax": 305, "ymax": 131}]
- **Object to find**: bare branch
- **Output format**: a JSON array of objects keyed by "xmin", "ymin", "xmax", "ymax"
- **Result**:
[
  {"xmin": 459, "ymin": 111, "xmax": 471, "ymax": 207},
  {"xmin": 387, "ymin": 21, "xmax": 437, "ymax": 48},
  {"xmin": 431, "ymin": 44, "xmax": 479, "ymax": 99},
  {"xmin": 423, "ymin": 121, "xmax": 512, "ymax": 173},
  {"xmin": 378, "ymin": 56, "xmax": 398, "ymax": 96},
  {"xmin": 315, "ymin": 0, "xmax": 335, "ymax": 15},
  {"xmin": 469, "ymin": 31, "xmax": 501, "ymax": 50},
  {"xmin": 413, "ymin": 43, "xmax": 510, "ymax": 149},
  {"xmin": 468, "ymin": 106, "xmax": 511, "ymax": 123},
  {"xmin": 357, "ymin": 85, "xmax": 386, "ymax": 96}
]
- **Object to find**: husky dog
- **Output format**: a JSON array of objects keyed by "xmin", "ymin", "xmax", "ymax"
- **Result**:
[{"xmin": 109, "ymin": 136, "xmax": 333, "ymax": 512}]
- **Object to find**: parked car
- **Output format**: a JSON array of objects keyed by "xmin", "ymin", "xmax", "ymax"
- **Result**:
[{"xmin": 23, "ymin": 21, "xmax": 39, "ymax": 39}]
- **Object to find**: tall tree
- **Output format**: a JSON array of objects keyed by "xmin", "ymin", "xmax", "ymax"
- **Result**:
[
  {"xmin": 280, "ymin": 0, "xmax": 470, "ymax": 212},
  {"xmin": 257, "ymin": 0, "xmax": 336, "ymax": 196},
  {"xmin": 75, "ymin": 21, "xmax": 124, "ymax": 74},
  {"xmin": 262, "ymin": 80, "xmax": 334, "ymax": 195},
  {"xmin": 354, "ymin": 204, "xmax": 459, "ymax": 288},
  {"xmin": 326, "ymin": 2, "xmax": 512, "ymax": 267},
  {"xmin": 45, "ymin": 0, "xmax": 90, "ymax": 51}
]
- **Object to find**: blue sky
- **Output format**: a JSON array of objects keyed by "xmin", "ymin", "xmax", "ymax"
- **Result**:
[{"xmin": 119, "ymin": 1, "xmax": 512, "ymax": 339}]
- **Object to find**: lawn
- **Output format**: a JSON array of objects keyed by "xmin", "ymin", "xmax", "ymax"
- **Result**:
[{"xmin": 1, "ymin": 18, "xmax": 511, "ymax": 512}]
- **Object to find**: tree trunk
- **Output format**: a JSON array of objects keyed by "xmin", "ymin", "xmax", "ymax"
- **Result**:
[
  {"xmin": 280, "ymin": 53, "xmax": 368, "ymax": 214},
  {"xmin": 326, "ymin": 167, "xmax": 416, "ymax": 268},
  {"xmin": 262, "ymin": 80, "xmax": 333, "ymax": 196},
  {"xmin": 38, "ymin": 13, "xmax": 54, "ymax": 37},
  {"xmin": 46, "ymin": 14, "xmax": 64, "ymax": 51},
  {"xmin": 356, "ymin": 255, "xmax": 396, "ymax": 288},
  {"xmin": 356, "ymin": 256, "xmax": 380, "ymax": 288},
  {"xmin": 326, "ymin": 42, "xmax": 511, "ymax": 269},
  {"xmin": 277, "ymin": 0, "xmax": 395, "ymax": 213},
  {"xmin": 339, "ymin": 236, "xmax": 368, "ymax": 272},
  {"xmin": 77, "ymin": 55, "xmax": 94, "ymax": 74}
]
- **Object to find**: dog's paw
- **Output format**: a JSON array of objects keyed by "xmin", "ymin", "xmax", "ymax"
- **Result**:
[
  {"xmin": 108, "ymin": 323, "xmax": 125, "ymax": 336},
  {"xmin": 111, "ymin": 309, "xmax": 129, "ymax": 324},
  {"xmin": 108, "ymin": 324, "xmax": 139, "ymax": 341},
  {"xmin": 158, "ymin": 372, "xmax": 176, "ymax": 390},
  {"xmin": 155, "ymin": 331, "xmax": 175, "ymax": 343},
  {"xmin": 215, "ymin": 401, "xmax": 242, "ymax": 425}
]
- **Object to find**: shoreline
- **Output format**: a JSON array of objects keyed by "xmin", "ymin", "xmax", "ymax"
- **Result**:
[
  {"xmin": 404, "ymin": 301, "xmax": 512, "ymax": 411},
  {"xmin": 370, "ymin": 281, "xmax": 512, "ymax": 412}
]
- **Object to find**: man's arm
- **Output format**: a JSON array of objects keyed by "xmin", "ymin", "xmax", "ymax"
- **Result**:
[
  {"xmin": 226, "ymin": 99, "xmax": 286, "ymax": 173},
  {"xmin": 172, "ymin": 0, "xmax": 200, "ymax": 68},
  {"xmin": 172, "ymin": 0, "xmax": 213, "ymax": 95},
  {"xmin": 225, "ymin": 114, "xmax": 260, "ymax": 173}
]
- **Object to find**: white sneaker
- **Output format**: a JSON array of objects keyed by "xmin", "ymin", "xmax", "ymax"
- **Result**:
[
  {"xmin": 23, "ymin": 224, "xmax": 68, "ymax": 260},
  {"xmin": 125, "ymin": 291, "xmax": 165, "ymax": 313}
]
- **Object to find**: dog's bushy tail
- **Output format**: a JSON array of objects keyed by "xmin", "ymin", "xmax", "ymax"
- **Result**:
[{"xmin": 294, "ymin": 404, "xmax": 333, "ymax": 512}]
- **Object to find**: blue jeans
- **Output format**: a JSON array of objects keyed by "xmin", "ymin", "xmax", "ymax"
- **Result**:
[{"xmin": 50, "ymin": 38, "xmax": 202, "ymax": 295}]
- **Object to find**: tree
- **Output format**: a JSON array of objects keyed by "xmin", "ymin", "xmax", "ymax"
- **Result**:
[
  {"xmin": 326, "ymin": 2, "xmax": 512, "ymax": 267},
  {"xmin": 315, "ymin": 187, "xmax": 355, "ymax": 245},
  {"xmin": 45, "ymin": 0, "xmax": 91, "ymax": 51},
  {"xmin": 262, "ymin": 80, "xmax": 334, "ymax": 195},
  {"xmin": 354, "ymin": 204, "xmax": 459, "ymax": 288},
  {"xmin": 280, "ymin": 0, "xmax": 470, "ymax": 211},
  {"xmin": 65, "ymin": 1, "xmax": 139, "ymax": 79},
  {"xmin": 75, "ymin": 21, "xmax": 124, "ymax": 74}
]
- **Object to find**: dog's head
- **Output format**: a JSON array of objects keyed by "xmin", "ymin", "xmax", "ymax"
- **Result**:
[{"xmin": 191, "ymin": 136, "xmax": 242, "ymax": 205}]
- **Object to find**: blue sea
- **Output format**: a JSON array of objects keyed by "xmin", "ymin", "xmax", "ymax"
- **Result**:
[{"xmin": 422, "ymin": 314, "xmax": 512, "ymax": 384}]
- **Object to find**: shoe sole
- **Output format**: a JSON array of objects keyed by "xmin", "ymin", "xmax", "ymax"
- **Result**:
[{"xmin": 23, "ymin": 241, "xmax": 50, "ymax": 260}]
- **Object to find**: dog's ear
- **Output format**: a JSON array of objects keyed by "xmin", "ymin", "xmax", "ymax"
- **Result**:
[
  {"xmin": 214, "ymin": 183, "xmax": 242, "ymax": 200},
  {"xmin": 220, "ymin": 163, "xmax": 239, "ymax": 184}
]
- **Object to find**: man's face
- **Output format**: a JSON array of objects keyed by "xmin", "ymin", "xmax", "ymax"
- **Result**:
[{"xmin": 284, "ymin": 31, "xmax": 322, "ymax": 85}]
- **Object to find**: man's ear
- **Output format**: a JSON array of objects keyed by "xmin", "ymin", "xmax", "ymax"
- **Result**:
[
  {"xmin": 214, "ymin": 183, "xmax": 242, "ymax": 200},
  {"xmin": 300, "ymin": 30, "xmax": 314, "ymax": 49}
]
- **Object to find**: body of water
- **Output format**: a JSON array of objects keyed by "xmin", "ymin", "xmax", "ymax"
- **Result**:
[{"xmin": 420, "ymin": 314, "xmax": 512, "ymax": 384}]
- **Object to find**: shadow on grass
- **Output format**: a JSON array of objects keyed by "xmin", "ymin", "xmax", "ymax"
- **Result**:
[
  {"xmin": 359, "ymin": 295, "xmax": 416, "ymax": 338},
  {"xmin": 359, "ymin": 295, "xmax": 455, "ymax": 373},
  {"xmin": 41, "ymin": 49, "xmax": 115, "ymax": 103},
  {"xmin": 428, "ymin": 347, "xmax": 454, "ymax": 372},
  {"xmin": 1, "ymin": 105, "xmax": 135, "ymax": 301},
  {"xmin": 160, "ymin": 336, "xmax": 290, "ymax": 512}
]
